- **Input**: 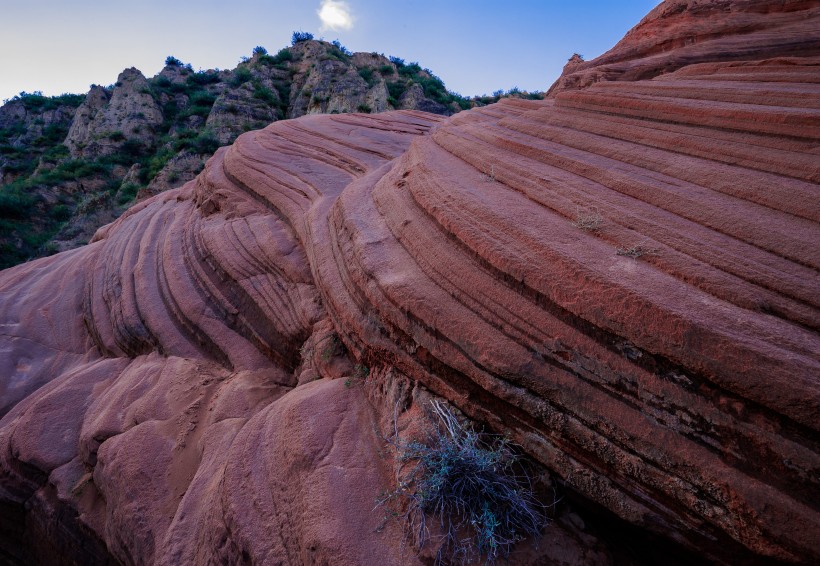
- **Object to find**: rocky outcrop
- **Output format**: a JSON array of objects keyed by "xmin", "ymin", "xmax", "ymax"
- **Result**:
[
  {"xmin": 0, "ymin": 41, "xmax": 476, "ymax": 269},
  {"xmin": 285, "ymin": 47, "xmax": 437, "ymax": 118},
  {"xmin": 143, "ymin": 152, "xmax": 207, "ymax": 197},
  {"xmin": 547, "ymin": 0, "xmax": 820, "ymax": 94},
  {"xmin": 0, "ymin": 94, "xmax": 81, "ymax": 185},
  {"xmin": 206, "ymin": 86, "xmax": 280, "ymax": 145},
  {"xmin": 65, "ymin": 69, "xmax": 163, "ymax": 159},
  {"xmin": 1, "ymin": 1, "xmax": 818, "ymax": 564}
]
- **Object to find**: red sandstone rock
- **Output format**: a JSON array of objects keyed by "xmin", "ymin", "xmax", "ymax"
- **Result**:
[
  {"xmin": 1, "ymin": 1, "xmax": 819, "ymax": 564},
  {"xmin": 547, "ymin": 0, "xmax": 820, "ymax": 94}
]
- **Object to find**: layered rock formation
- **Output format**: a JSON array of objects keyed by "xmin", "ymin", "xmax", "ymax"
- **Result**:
[
  {"xmin": 547, "ymin": 0, "xmax": 820, "ymax": 93},
  {"xmin": 1, "ymin": 0, "xmax": 819, "ymax": 564}
]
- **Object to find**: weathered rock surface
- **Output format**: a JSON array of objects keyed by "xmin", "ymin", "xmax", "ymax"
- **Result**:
[
  {"xmin": 143, "ymin": 151, "xmax": 207, "ymax": 197},
  {"xmin": 65, "ymin": 68, "xmax": 164, "ymax": 159},
  {"xmin": 1, "ymin": 1, "xmax": 819, "ymax": 564},
  {"xmin": 547, "ymin": 0, "xmax": 820, "ymax": 94}
]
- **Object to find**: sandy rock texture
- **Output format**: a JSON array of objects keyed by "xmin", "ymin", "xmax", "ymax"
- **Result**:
[
  {"xmin": 547, "ymin": 0, "xmax": 820, "ymax": 94},
  {"xmin": 1, "ymin": 0, "xmax": 819, "ymax": 564}
]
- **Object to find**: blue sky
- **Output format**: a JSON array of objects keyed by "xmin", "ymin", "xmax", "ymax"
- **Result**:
[{"xmin": 0, "ymin": 0, "xmax": 660, "ymax": 103}]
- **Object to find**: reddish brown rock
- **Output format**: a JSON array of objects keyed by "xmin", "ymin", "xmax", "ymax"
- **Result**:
[
  {"xmin": 1, "ymin": 1, "xmax": 819, "ymax": 564},
  {"xmin": 547, "ymin": 0, "xmax": 820, "ymax": 94}
]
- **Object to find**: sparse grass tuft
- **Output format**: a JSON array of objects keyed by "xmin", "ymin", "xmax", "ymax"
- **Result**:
[
  {"xmin": 573, "ymin": 206, "xmax": 603, "ymax": 232},
  {"xmin": 379, "ymin": 400, "xmax": 548, "ymax": 565}
]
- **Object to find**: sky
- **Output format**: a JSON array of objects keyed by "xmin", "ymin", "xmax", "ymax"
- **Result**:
[{"xmin": 0, "ymin": 0, "xmax": 661, "ymax": 103}]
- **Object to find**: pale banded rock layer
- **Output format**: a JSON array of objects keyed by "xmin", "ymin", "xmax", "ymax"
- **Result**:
[{"xmin": 1, "ymin": 1, "xmax": 819, "ymax": 564}]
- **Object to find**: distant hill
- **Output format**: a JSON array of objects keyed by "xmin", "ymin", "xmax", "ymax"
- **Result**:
[{"xmin": 0, "ymin": 36, "xmax": 542, "ymax": 269}]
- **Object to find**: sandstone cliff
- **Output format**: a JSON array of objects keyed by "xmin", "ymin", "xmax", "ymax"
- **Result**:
[{"xmin": 1, "ymin": 1, "xmax": 818, "ymax": 564}]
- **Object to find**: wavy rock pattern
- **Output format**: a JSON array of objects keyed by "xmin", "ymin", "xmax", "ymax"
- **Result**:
[
  {"xmin": 2, "ymin": 1, "xmax": 819, "ymax": 564},
  {"xmin": 0, "ymin": 112, "xmax": 445, "ymax": 565},
  {"xmin": 548, "ymin": 0, "xmax": 820, "ymax": 94}
]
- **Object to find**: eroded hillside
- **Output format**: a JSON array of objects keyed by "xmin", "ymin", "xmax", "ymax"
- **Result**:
[{"xmin": 0, "ymin": 38, "xmax": 537, "ymax": 269}]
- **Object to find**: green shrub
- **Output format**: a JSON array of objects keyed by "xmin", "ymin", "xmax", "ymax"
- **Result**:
[
  {"xmin": 291, "ymin": 31, "xmax": 314, "ymax": 44},
  {"xmin": 414, "ymin": 73, "xmax": 449, "ymax": 104},
  {"xmin": 230, "ymin": 67, "xmax": 253, "ymax": 87},
  {"xmin": 3, "ymin": 158, "xmax": 36, "ymax": 176},
  {"xmin": 118, "ymin": 182, "xmax": 140, "ymax": 205},
  {"xmin": 191, "ymin": 134, "xmax": 220, "ymax": 155},
  {"xmin": 269, "ymin": 48, "xmax": 294, "ymax": 66},
  {"xmin": 331, "ymin": 40, "xmax": 352, "ymax": 56},
  {"xmin": 10, "ymin": 91, "xmax": 85, "ymax": 112},
  {"xmin": 33, "ymin": 123, "xmax": 70, "ymax": 146},
  {"xmin": 103, "ymin": 178, "xmax": 121, "ymax": 195},
  {"xmin": 177, "ymin": 91, "xmax": 217, "ymax": 119},
  {"xmin": 37, "ymin": 159, "xmax": 112, "ymax": 182},
  {"xmin": 252, "ymin": 84, "xmax": 278, "ymax": 105},
  {"xmin": 146, "ymin": 148, "xmax": 175, "ymax": 179},
  {"xmin": 169, "ymin": 82, "xmax": 190, "ymax": 94},
  {"xmin": 253, "ymin": 46, "xmax": 268, "ymax": 56},
  {"xmin": 381, "ymin": 401, "xmax": 547, "ymax": 565},
  {"xmin": 398, "ymin": 62, "xmax": 422, "ymax": 78},
  {"xmin": 0, "ymin": 123, "xmax": 26, "ymax": 139},
  {"xmin": 378, "ymin": 64, "xmax": 394, "ymax": 75},
  {"xmin": 323, "ymin": 46, "xmax": 349, "ymax": 63},
  {"xmin": 165, "ymin": 55, "xmax": 183, "ymax": 67},
  {"xmin": 455, "ymin": 96, "xmax": 471, "ymax": 110},
  {"xmin": 358, "ymin": 68, "xmax": 376, "ymax": 86},
  {"xmin": 0, "ymin": 184, "xmax": 34, "ymax": 219},
  {"xmin": 42, "ymin": 144, "xmax": 69, "ymax": 161},
  {"xmin": 120, "ymin": 139, "xmax": 148, "ymax": 158},
  {"xmin": 108, "ymin": 130, "xmax": 126, "ymax": 142},
  {"xmin": 175, "ymin": 132, "xmax": 219, "ymax": 155},
  {"xmin": 186, "ymin": 71, "xmax": 221, "ymax": 86},
  {"xmin": 161, "ymin": 99, "xmax": 179, "ymax": 122},
  {"xmin": 357, "ymin": 104, "xmax": 371, "ymax": 113},
  {"xmin": 274, "ymin": 51, "xmax": 293, "ymax": 65},
  {"xmin": 50, "ymin": 203, "xmax": 71, "ymax": 221},
  {"xmin": 273, "ymin": 81, "xmax": 291, "ymax": 118},
  {"xmin": 387, "ymin": 81, "xmax": 407, "ymax": 102},
  {"xmin": 189, "ymin": 91, "xmax": 217, "ymax": 108}
]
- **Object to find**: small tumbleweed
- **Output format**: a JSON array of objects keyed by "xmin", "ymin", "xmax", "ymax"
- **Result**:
[{"xmin": 573, "ymin": 206, "xmax": 603, "ymax": 232}]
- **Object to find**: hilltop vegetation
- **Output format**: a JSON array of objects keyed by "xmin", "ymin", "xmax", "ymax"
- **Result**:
[{"xmin": 0, "ymin": 38, "xmax": 542, "ymax": 269}]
